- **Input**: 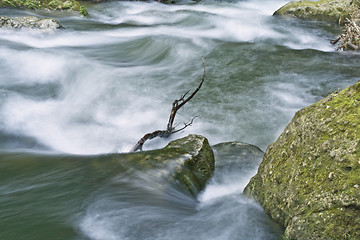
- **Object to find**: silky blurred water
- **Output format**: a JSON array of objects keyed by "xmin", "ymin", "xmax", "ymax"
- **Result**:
[{"xmin": 1, "ymin": 0, "xmax": 360, "ymax": 239}]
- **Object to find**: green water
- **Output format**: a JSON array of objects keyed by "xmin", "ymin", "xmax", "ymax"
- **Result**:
[{"xmin": 0, "ymin": 0, "xmax": 360, "ymax": 239}]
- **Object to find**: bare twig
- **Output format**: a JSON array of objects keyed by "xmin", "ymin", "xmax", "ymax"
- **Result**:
[
  {"xmin": 334, "ymin": 10, "xmax": 360, "ymax": 51},
  {"xmin": 172, "ymin": 116, "xmax": 198, "ymax": 134},
  {"xmin": 330, "ymin": 36, "xmax": 341, "ymax": 44},
  {"xmin": 130, "ymin": 57, "xmax": 206, "ymax": 152}
]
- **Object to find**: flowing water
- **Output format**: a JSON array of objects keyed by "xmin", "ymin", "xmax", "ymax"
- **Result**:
[{"xmin": 1, "ymin": 0, "xmax": 360, "ymax": 239}]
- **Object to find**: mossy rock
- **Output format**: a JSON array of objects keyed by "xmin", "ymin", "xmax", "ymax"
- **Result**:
[
  {"xmin": 0, "ymin": 0, "xmax": 88, "ymax": 16},
  {"xmin": 274, "ymin": 0, "xmax": 358, "ymax": 22},
  {"xmin": 244, "ymin": 81, "xmax": 360, "ymax": 239},
  {"xmin": 0, "ymin": 16, "xmax": 63, "ymax": 30},
  {"xmin": 111, "ymin": 134, "xmax": 215, "ymax": 197},
  {"xmin": 0, "ymin": 134, "xmax": 214, "ymax": 198}
]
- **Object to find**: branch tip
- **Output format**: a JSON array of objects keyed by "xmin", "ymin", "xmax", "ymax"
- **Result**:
[{"xmin": 130, "ymin": 57, "xmax": 206, "ymax": 152}]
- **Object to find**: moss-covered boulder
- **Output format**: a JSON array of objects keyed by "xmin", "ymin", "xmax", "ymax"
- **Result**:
[
  {"xmin": 0, "ymin": 0, "xmax": 88, "ymax": 16},
  {"xmin": 119, "ymin": 134, "xmax": 215, "ymax": 197},
  {"xmin": 244, "ymin": 81, "xmax": 360, "ymax": 239},
  {"xmin": 0, "ymin": 134, "xmax": 214, "ymax": 199},
  {"xmin": 274, "ymin": 0, "xmax": 358, "ymax": 22},
  {"xmin": 0, "ymin": 16, "xmax": 63, "ymax": 30}
]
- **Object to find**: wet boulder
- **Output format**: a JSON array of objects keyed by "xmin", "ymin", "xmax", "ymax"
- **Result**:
[
  {"xmin": 0, "ymin": 16, "xmax": 63, "ymax": 30},
  {"xmin": 274, "ymin": 0, "xmax": 358, "ymax": 22},
  {"xmin": 0, "ymin": 134, "xmax": 215, "ymax": 202},
  {"xmin": 244, "ymin": 80, "xmax": 360, "ymax": 239},
  {"xmin": 116, "ymin": 134, "xmax": 215, "ymax": 197}
]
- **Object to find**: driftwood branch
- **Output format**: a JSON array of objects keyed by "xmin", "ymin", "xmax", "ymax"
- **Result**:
[
  {"xmin": 130, "ymin": 57, "xmax": 206, "ymax": 152},
  {"xmin": 332, "ymin": 11, "xmax": 360, "ymax": 51}
]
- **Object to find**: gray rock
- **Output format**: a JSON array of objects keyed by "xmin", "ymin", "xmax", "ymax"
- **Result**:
[{"xmin": 0, "ymin": 16, "xmax": 63, "ymax": 30}]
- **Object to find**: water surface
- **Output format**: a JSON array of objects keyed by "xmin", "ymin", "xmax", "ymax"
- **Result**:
[{"xmin": 1, "ymin": 0, "xmax": 359, "ymax": 239}]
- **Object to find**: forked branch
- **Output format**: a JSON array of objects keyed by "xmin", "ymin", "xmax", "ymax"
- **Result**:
[{"xmin": 130, "ymin": 57, "xmax": 206, "ymax": 152}]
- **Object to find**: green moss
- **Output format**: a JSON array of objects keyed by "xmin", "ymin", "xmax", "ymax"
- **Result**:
[
  {"xmin": 113, "ymin": 134, "xmax": 215, "ymax": 197},
  {"xmin": 24, "ymin": 1, "xmax": 39, "ymax": 9},
  {"xmin": 245, "ymin": 80, "xmax": 360, "ymax": 239},
  {"xmin": 287, "ymin": 208, "xmax": 360, "ymax": 239},
  {"xmin": 0, "ymin": 0, "xmax": 88, "ymax": 16},
  {"xmin": 3, "ymin": 0, "xmax": 15, "ymax": 6},
  {"xmin": 274, "ymin": 0, "xmax": 358, "ymax": 22},
  {"xmin": 79, "ymin": 5, "xmax": 87, "ymax": 16}
]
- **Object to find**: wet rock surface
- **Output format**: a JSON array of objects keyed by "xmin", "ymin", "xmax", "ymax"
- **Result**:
[
  {"xmin": 117, "ymin": 134, "xmax": 215, "ymax": 197},
  {"xmin": 0, "ymin": 16, "xmax": 63, "ymax": 30},
  {"xmin": 244, "ymin": 80, "xmax": 360, "ymax": 239}
]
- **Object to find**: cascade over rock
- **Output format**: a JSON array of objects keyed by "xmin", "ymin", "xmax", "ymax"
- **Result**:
[
  {"xmin": 0, "ymin": 134, "xmax": 215, "ymax": 198},
  {"xmin": 120, "ymin": 134, "xmax": 215, "ymax": 197},
  {"xmin": 244, "ymin": 81, "xmax": 360, "ymax": 239},
  {"xmin": 212, "ymin": 141, "xmax": 264, "ymax": 171}
]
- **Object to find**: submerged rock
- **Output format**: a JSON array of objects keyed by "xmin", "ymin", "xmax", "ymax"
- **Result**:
[
  {"xmin": 274, "ymin": 0, "xmax": 358, "ymax": 22},
  {"xmin": 212, "ymin": 141, "xmax": 264, "ymax": 170},
  {"xmin": 158, "ymin": 0, "xmax": 176, "ymax": 3},
  {"xmin": 0, "ymin": 16, "xmax": 63, "ymax": 30},
  {"xmin": 211, "ymin": 142, "xmax": 265, "ymax": 189},
  {"xmin": 244, "ymin": 80, "xmax": 360, "ymax": 239}
]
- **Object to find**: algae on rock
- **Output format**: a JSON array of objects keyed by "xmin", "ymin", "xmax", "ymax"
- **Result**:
[
  {"xmin": 244, "ymin": 81, "xmax": 360, "ymax": 239},
  {"xmin": 0, "ymin": 0, "xmax": 88, "ymax": 16},
  {"xmin": 274, "ymin": 0, "xmax": 358, "ymax": 22},
  {"xmin": 117, "ymin": 134, "xmax": 215, "ymax": 197},
  {"xmin": 0, "ymin": 134, "xmax": 215, "ymax": 199}
]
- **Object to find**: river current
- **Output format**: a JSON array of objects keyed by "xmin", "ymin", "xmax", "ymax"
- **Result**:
[{"xmin": 1, "ymin": 0, "xmax": 360, "ymax": 239}]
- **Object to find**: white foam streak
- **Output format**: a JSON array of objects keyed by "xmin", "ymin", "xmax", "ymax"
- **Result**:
[
  {"xmin": 0, "ymin": 49, "xmax": 66, "ymax": 84},
  {"xmin": 199, "ymin": 168, "xmax": 258, "ymax": 204},
  {"xmin": 0, "ymin": 30, "xmax": 123, "ymax": 48}
]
